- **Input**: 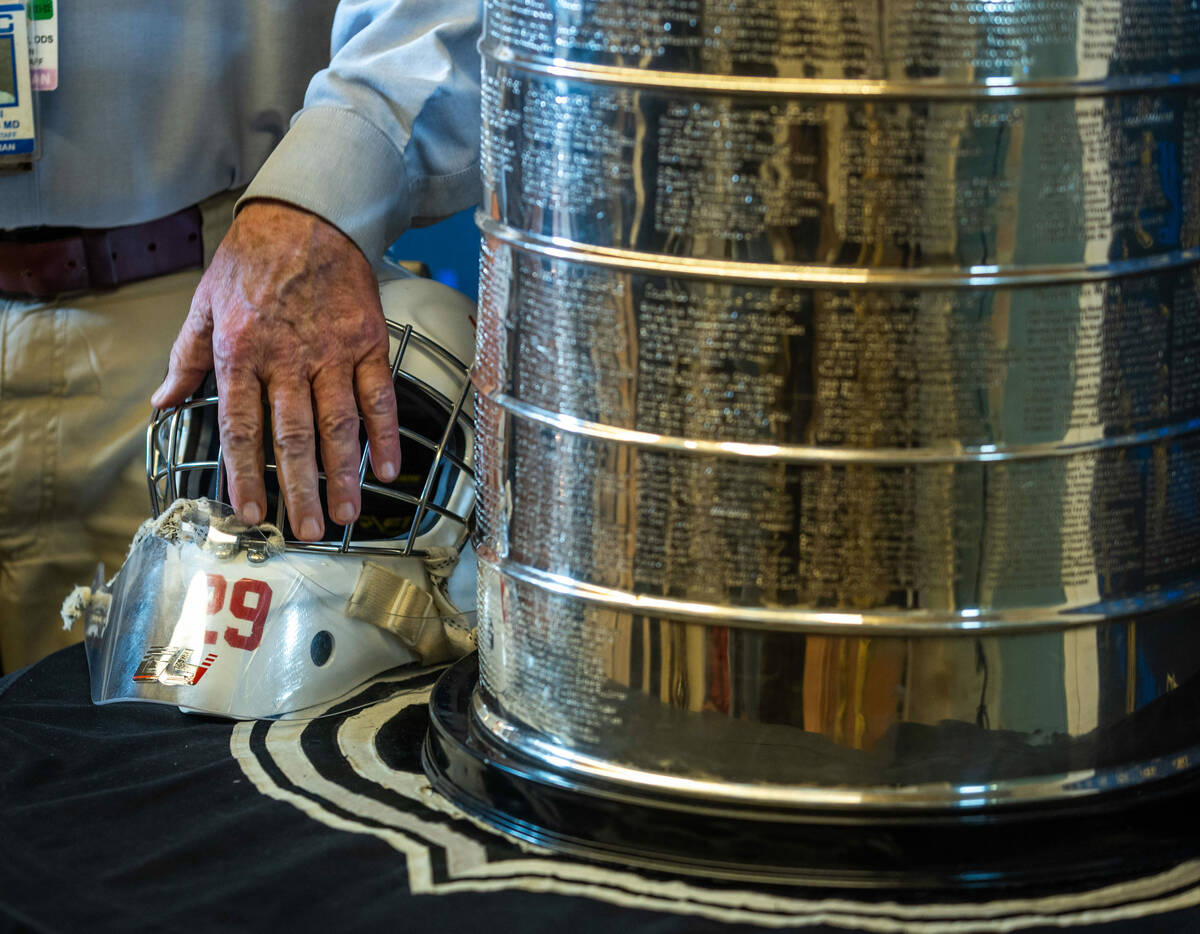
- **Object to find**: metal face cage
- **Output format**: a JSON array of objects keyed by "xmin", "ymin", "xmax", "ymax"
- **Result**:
[{"xmin": 147, "ymin": 321, "xmax": 475, "ymax": 558}]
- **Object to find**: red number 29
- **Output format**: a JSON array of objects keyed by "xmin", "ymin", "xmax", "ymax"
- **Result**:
[
  {"xmin": 201, "ymin": 576, "xmax": 272, "ymax": 651},
  {"xmin": 224, "ymin": 579, "xmax": 272, "ymax": 651}
]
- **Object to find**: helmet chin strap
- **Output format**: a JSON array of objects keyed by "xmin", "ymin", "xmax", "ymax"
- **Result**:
[{"xmin": 346, "ymin": 559, "xmax": 476, "ymax": 665}]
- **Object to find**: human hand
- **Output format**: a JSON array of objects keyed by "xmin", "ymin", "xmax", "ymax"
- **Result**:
[{"xmin": 151, "ymin": 199, "xmax": 402, "ymax": 539}]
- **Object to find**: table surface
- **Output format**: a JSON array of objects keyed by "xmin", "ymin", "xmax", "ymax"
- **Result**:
[{"xmin": 1, "ymin": 645, "xmax": 1198, "ymax": 933}]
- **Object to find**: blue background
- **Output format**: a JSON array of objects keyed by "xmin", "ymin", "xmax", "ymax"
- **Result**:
[{"xmin": 385, "ymin": 207, "xmax": 481, "ymax": 301}]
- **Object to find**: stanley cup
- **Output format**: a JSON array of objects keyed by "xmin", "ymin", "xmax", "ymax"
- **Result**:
[{"xmin": 470, "ymin": 0, "xmax": 1200, "ymax": 809}]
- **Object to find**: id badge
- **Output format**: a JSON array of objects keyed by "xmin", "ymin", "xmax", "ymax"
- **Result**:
[
  {"xmin": 26, "ymin": 0, "xmax": 54, "ymax": 91},
  {"xmin": 0, "ymin": 2, "xmax": 35, "ymax": 166}
]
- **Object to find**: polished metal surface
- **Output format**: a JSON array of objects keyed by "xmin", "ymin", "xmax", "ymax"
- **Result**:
[
  {"xmin": 484, "ymin": 0, "xmax": 1200, "ymax": 89},
  {"xmin": 427, "ymin": 654, "xmax": 1200, "ymax": 888},
  {"xmin": 476, "ymin": 244, "xmax": 1200, "ymax": 454},
  {"xmin": 471, "ymin": 0, "xmax": 1200, "ymax": 810},
  {"xmin": 475, "ymin": 562, "xmax": 1200, "ymax": 807},
  {"xmin": 474, "ymin": 393, "xmax": 1200, "ymax": 627},
  {"xmin": 480, "ymin": 69, "xmax": 1200, "ymax": 277}
]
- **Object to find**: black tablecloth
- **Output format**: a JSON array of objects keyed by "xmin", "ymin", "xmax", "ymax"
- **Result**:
[{"xmin": 1, "ymin": 645, "xmax": 1197, "ymax": 933}]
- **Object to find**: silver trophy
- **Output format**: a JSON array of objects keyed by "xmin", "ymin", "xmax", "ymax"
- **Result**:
[{"xmin": 427, "ymin": 0, "xmax": 1200, "ymax": 866}]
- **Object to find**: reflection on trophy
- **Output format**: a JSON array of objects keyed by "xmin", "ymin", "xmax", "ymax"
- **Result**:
[{"xmin": 426, "ymin": 0, "xmax": 1200, "ymax": 885}]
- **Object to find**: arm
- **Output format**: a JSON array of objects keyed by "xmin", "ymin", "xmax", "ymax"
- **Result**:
[{"xmin": 152, "ymin": 0, "xmax": 482, "ymax": 537}]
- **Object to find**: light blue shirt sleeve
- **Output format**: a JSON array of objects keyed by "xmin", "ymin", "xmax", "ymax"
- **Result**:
[{"xmin": 242, "ymin": 0, "xmax": 484, "ymax": 261}]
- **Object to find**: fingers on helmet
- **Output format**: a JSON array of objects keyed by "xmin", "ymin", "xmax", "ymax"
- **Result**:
[
  {"xmin": 216, "ymin": 369, "xmax": 267, "ymax": 526},
  {"xmin": 355, "ymin": 353, "xmax": 401, "ymax": 484},
  {"xmin": 312, "ymin": 367, "xmax": 365, "ymax": 529},
  {"xmin": 266, "ymin": 378, "xmax": 323, "ymax": 541}
]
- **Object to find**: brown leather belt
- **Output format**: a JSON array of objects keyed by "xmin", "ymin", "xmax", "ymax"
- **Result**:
[{"xmin": 0, "ymin": 205, "xmax": 204, "ymax": 299}]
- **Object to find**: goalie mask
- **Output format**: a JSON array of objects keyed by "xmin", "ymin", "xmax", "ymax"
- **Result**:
[{"xmin": 77, "ymin": 278, "xmax": 477, "ymax": 720}]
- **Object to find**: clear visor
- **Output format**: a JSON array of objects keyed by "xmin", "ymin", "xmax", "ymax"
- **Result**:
[{"xmin": 84, "ymin": 500, "xmax": 475, "ymax": 720}]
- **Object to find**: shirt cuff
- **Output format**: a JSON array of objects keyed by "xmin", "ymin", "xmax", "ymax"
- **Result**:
[{"xmin": 238, "ymin": 106, "xmax": 411, "ymax": 261}]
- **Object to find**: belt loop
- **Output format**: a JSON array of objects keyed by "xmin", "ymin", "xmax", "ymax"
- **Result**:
[
  {"xmin": 197, "ymin": 187, "xmax": 242, "ymax": 267},
  {"xmin": 80, "ymin": 229, "xmax": 118, "ymax": 289}
]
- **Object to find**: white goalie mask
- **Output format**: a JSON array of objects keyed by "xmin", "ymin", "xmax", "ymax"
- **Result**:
[{"xmin": 79, "ymin": 278, "xmax": 477, "ymax": 720}]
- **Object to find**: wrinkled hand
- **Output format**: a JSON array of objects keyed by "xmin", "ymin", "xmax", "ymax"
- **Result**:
[{"xmin": 152, "ymin": 200, "xmax": 401, "ymax": 540}]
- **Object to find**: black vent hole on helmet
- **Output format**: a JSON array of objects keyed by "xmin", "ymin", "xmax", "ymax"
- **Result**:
[{"xmin": 310, "ymin": 631, "xmax": 334, "ymax": 667}]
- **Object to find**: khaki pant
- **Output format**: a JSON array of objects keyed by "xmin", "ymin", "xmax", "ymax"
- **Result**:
[{"xmin": 0, "ymin": 193, "xmax": 236, "ymax": 672}]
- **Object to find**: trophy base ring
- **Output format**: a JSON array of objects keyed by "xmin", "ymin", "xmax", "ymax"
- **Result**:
[{"xmin": 423, "ymin": 654, "xmax": 1200, "ymax": 891}]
